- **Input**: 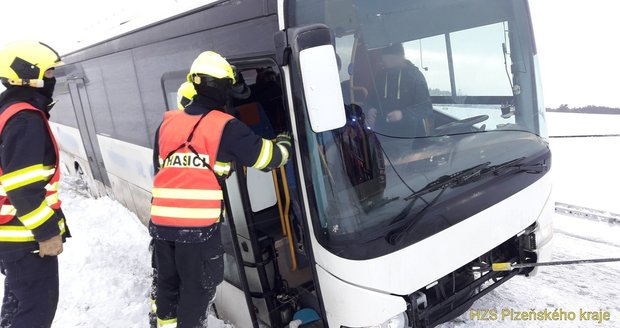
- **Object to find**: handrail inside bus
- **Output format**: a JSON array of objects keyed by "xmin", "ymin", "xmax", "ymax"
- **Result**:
[
  {"xmin": 272, "ymin": 170, "xmax": 287, "ymax": 236},
  {"xmin": 279, "ymin": 165, "xmax": 298, "ymax": 272},
  {"xmin": 271, "ymin": 165, "xmax": 298, "ymax": 271}
]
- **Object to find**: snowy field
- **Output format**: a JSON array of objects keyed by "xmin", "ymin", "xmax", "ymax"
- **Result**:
[
  {"xmin": 0, "ymin": 112, "xmax": 619, "ymax": 327},
  {"xmin": 547, "ymin": 112, "xmax": 620, "ymax": 214}
]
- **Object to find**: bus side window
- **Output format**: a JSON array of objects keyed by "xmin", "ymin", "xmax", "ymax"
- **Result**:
[
  {"xmin": 250, "ymin": 67, "xmax": 287, "ymax": 134},
  {"xmin": 233, "ymin": 66, "xmax": 287, "ymax": 138},
  {"xmin": 161, "ymin": 71, "xmax": 187, "ymax": 111}
]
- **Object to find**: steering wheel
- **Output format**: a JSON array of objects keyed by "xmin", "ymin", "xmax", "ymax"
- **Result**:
[{"xmin": 434, "ymin": 115, "xmax": 489, "ymax": 134}]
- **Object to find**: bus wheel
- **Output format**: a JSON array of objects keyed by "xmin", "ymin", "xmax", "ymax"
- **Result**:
[
  {"xmin": 73, "ymin": 162, "xmax": 91, "ymax": 196},
  {"xmin": 74, "ymin": 162, "xmax": 84, "ymax": 176}
]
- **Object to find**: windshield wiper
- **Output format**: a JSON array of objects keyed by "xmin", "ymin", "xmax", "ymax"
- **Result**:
[
  {"xmin": 404, "ymin": 162, "xmax": 491, "ymax": 201},
  {"xmin": 386, "ymin": 162, "xmax": 490, "ymax": 244},
  {"xmin": 386, "ymin": 158, "xmax": 547, "ymax": 245},
  {"xmin": 472, "ymin": 157, "xmax": 547, "ymax": 181}
]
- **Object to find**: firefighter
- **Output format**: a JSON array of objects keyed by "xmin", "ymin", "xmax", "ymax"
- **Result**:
[
  {"xmin": 149, "ymin": 81, "xmax": 199, "ymax": 328},
  {"xmin": 176, "ymin": 81, "xmax": 197, "ymax": 110},
  {"xmin": 0, "ymin": 41, "xmax": 70, "ymax": 328},
  {"xmin": 150, "ymin": 51, "xmax": 292, "ymax": 328}
]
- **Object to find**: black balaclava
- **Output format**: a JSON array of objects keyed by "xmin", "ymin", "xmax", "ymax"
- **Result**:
[
  {"xmin": 0, "ymin": 75, "xmax": 56, "ymax": 115},
  {"xmin": 39, "ymin": 77, "xmax": 56, "ymax": 99},
  {"xmin": 0, "ymin": 85, "xmax": 53, "ymax": 117},
  {"xmin": 193, "ymin": 83, "xmax": 227, "ymax": 108}
]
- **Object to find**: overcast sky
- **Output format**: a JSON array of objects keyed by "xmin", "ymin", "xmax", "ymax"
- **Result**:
[
  {"xmin": 1, "ymin": 0, "xmax": 619, "ymax": 108},
  {"xmin": 529, "ymin": 0, "xmax": 620, "ymax": 108}
]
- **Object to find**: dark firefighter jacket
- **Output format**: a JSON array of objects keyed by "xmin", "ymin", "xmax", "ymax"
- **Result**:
[{"xmin": 0, "ymin": 87, "xmax": 69, "ymax": 261}]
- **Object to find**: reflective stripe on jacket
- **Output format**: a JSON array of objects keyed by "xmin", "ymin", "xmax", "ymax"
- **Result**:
[
  {"xmin": 0, "ymin": 102, "xmax": 64, "ymax": 242},
  {"xmin": 151, "ymin": 110, "xmax": 233, "ymax": 227}
]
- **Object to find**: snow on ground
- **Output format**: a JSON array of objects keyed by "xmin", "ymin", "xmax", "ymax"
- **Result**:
[
  {"xmin": 0, "ymin": 177, "xmax": 153, "ymax": 327},
  {"xmin": 0, "ymin": 112, "xmax": 618, "ymax": 327},
  {"xmin": 52, "ymin": 178, "xmax": 153, "ymax": 327}
]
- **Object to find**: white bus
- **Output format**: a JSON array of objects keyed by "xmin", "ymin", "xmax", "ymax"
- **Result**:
[{"xmin": 50, "ymin": 0, "xmax": 553, "ymax": 327}]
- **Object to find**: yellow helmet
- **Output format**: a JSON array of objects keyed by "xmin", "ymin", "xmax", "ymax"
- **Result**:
[
  {"xmin": 176, "ymin": 81, "xmax": 196, "ymax": 110},
  {"xmin": 187, "ymin": 51, "xmax": 235, "ymax": 85},
  {"xmin": 0, "ymin": 41, "xmax": 63, "ymax": 88}
]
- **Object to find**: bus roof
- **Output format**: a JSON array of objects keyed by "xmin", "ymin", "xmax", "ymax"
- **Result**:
[
  {"xmin": 61, "ymin": 0, "xmax": 222, "ymax": 57},
  {"xmin": 60, "ymin": 0, "xmax": 277, "ymax": 63}
]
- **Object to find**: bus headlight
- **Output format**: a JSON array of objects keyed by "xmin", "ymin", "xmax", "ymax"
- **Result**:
[{"xmin": 342, "ymin": 312, "xmax": 409, "ymax": 328}]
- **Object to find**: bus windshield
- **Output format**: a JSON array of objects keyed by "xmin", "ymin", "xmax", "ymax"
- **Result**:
[{"xmin": 290, "ymin": 0, "xmax": 549, "ymax": 259}]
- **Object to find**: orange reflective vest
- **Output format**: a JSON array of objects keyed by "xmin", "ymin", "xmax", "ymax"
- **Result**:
[
  {"xmin": 151, "ymin": 110, "xmax": 234, "ymax": 227},
  {"xmin": 0, "ymin": 102, "xmax": 62, "ymax": 226}
]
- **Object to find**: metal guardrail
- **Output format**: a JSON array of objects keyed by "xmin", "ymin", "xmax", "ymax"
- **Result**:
[
  {"xmin": 549, "ymin": 134, "xmax": 620, "ymax": 138},
  {"xmin": 555, "ymin": 202, "xmax": 620, "ymax": 224}
]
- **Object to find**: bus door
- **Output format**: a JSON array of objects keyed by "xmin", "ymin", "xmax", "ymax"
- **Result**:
[
  {"xmin": 67, "ymin": 79, "xmax": 111, "ymax": 187},
  {"xmin": 216, "ymin": 178, "xmax": 261, "ymax": 328},
  {"xmin": 221, "ymin": 61, "xmax": 319, "ymax": 328}
]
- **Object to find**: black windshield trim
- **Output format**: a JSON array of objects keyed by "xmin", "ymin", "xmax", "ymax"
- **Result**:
[{"xmin": 319, "ymin": 147, "xmax": 550, "ymax": 259}]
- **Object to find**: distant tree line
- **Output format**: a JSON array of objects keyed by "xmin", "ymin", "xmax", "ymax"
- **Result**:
[
  {"xmin": 429, "ymin": 88, "xmax": 452, "ymax": 96},
  {"xmin": 546, "ymin": 104, "xmax": 620, "ymax": 115}
]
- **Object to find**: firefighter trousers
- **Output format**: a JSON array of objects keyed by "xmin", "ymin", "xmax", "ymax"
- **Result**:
[
  {"xmin": 153, "ymin": 238, "xmax": 224, "ymax": 328},
  {"xmin": 0, "ymin": 253, "xmax": 59, "ymax": 328}
]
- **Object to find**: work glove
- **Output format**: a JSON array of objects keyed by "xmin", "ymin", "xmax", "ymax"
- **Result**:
[
  {"xmin": 276, "ymin": 132, "xmax": 292, "ymax": 156},
  {"xmin": 276, "ymin": 132, "xmax": 292, "ymax": 148},
  {"xmin": 38, "ymin": 234, "xmax": 63, "ymax": 257},
  {"xmin": 258, "ymin": 133, "xmax": 292, "ymax": 172}
]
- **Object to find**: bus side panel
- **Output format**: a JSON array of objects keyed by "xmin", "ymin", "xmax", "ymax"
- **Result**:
[
  {"xmin": 215, "ymin": 281, "xmax": 255, "ymax": 328},
  {"xmin": 50, "ymin": 122, "xmax": 105, "ymax": 195},
  {"xmin": 49, "ymin": 123, "xmax": 87, "ymax": 171},
  {"xmin": 96, "ymin": 134, "xmax": 153, "ymax": 223}
]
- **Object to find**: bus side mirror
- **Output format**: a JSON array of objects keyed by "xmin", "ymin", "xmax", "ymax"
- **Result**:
[
  {"xmin": 278, "ymin": 24, "xmax": 346, "ymax": 133},
  {"xmin": 299, "ymin": 44, "xmax": 346, "ymax": 132}
]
